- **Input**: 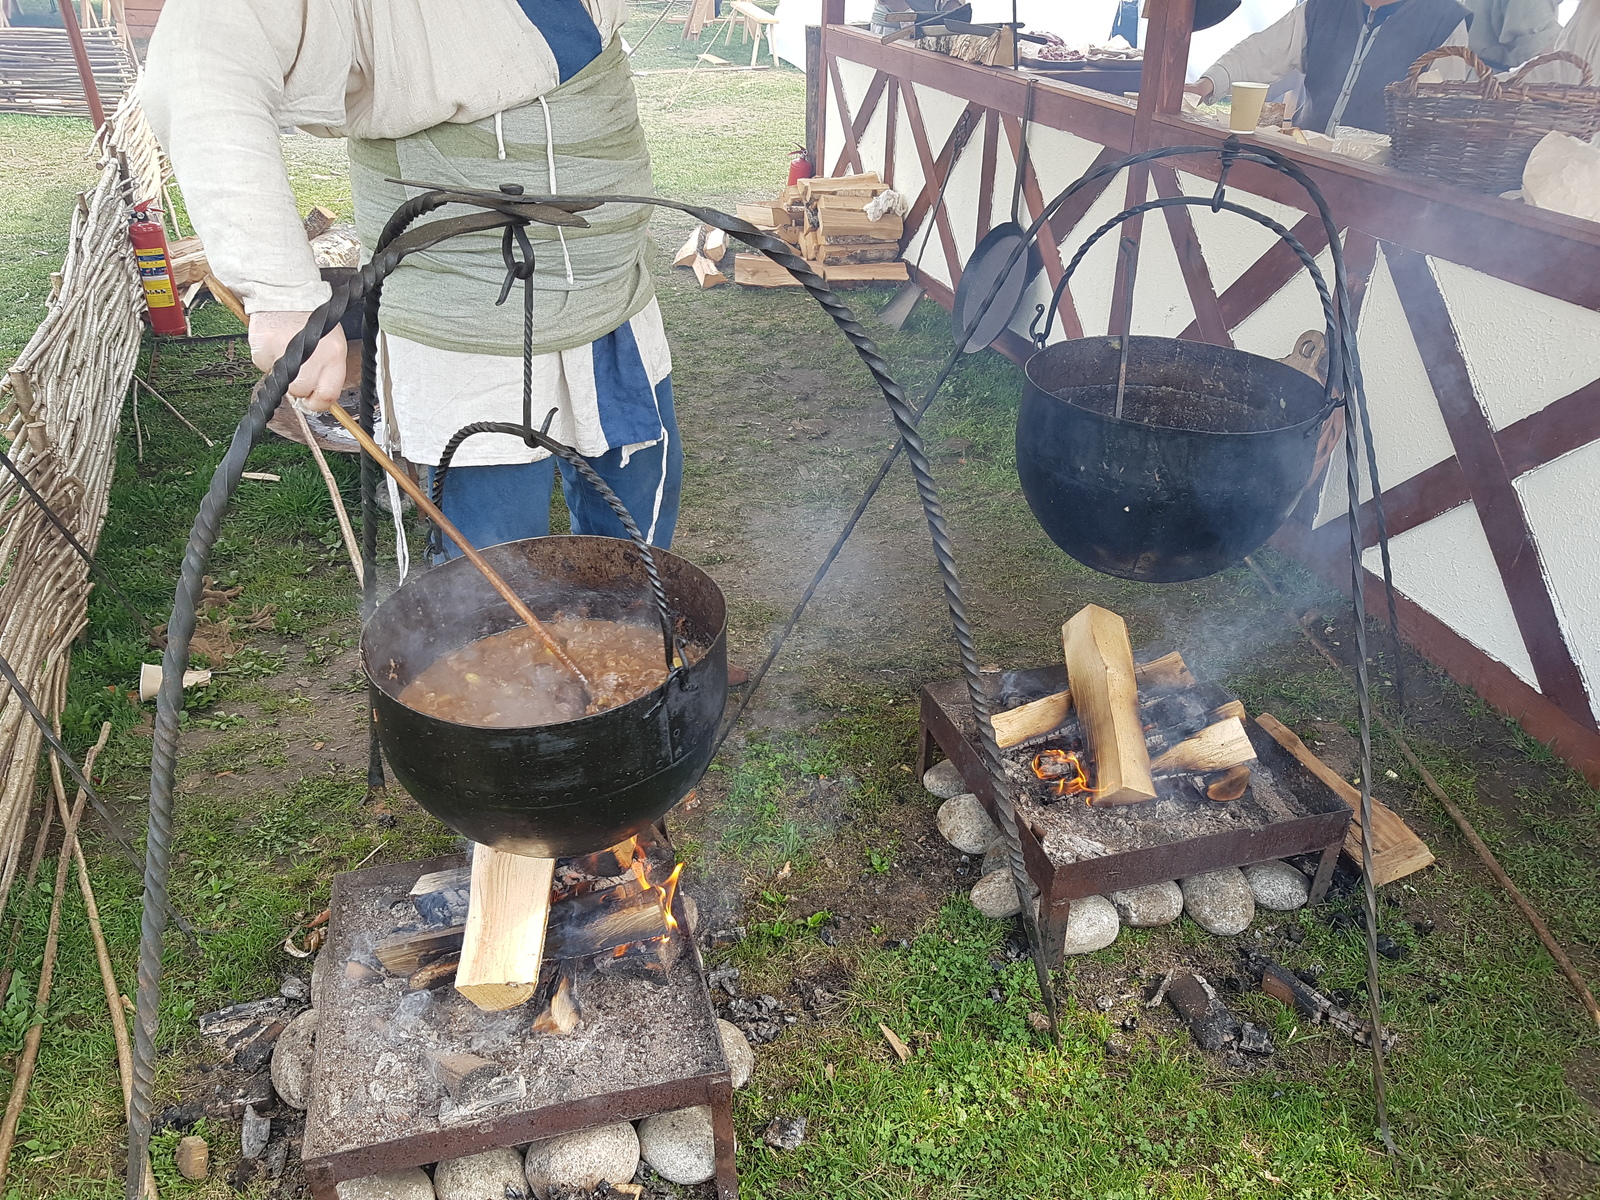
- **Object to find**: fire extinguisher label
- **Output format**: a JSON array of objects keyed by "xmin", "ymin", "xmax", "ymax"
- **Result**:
[{"xmin": 134, "ymin": 247, "xmax": 177, "ymax": 307}]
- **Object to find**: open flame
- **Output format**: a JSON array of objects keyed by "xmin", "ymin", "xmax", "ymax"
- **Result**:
[
  {"xmin": 1031, "ymin": 749, "xmax": 1094, "ymax": 802},
  {"xmin": 655, "ymin": 862, "xmax": 685, "ymax": 933}
]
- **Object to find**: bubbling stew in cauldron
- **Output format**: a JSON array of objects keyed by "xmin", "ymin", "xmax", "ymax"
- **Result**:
[{"xmin": 399, "ymin": 616, "xmax": 701, "ymax": 728}]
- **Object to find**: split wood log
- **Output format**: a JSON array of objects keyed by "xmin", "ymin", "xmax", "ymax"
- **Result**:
[
  {"xmin": 302, "ymin": 205, "xmax": 338, "ymax": 240},
  {"xmin": 1209, "ymin": 698, "xmax": 1246, "ymax": 722},
  {"xmin": 798, "ymin": 172, "xmax": 884, "ymax": 200},
  {"xmin": 1061, "ymin": 605, "xmax": 1155, "ymax": 805},
  {"xmin": 692, "ymin": 254, "xmax": 727, "ymax": 289},
  {"xmin": 815, "ymin": 193, "xmax": 873, "ymax": 213},
  {"xmin": 992, "ymin": 650, "xmax": 1196, "ymax": 748},
  {"xmin": 407, "ymin": 954, "xmax": 461, "ymax": 991},
  {"xmin": 1253, "ymin": 713, "xmax": 1434, "ymax": 885},
  {"xmin": 799, "ymin": 234, "xmax": 900, "ymax": 265},
  {"xmin": 735, "ymin": 203, "xmax": 784, "ymax": 228},
  {"xmin": 822, "ymin": 261, "xmax": 909, "ymax": 284},
  {"xmin": 733, "ymin": 253, "xmax": 804, "ymax": 287},
  {"xmin": 702, "ymin": 227, "xmax": 728, "ymax": 263},
  {"xmin": 1150, "ymin": 716, "xmax": 1256, "ymax": 774},
  {"xmin": 455, "ymin": 847, "xmax": 556, "ymax": 1012},
  {"xmin": 202, "ymin": 273, "xmax": 248, "ymax": 325},
  {"xmin": 530, "ymin": 973, "xmax": 580, "ymax": 1034},
  {"xmin": 374, "ymin": 926, "xmax": 464, "ymax": 976},
  {"xmin": 673, "ymin": 226, "xmax": 704, "ymax": 267},
  {"xmin": 816, "ymin": 209, "xmax": 903, "ymax": 239}
]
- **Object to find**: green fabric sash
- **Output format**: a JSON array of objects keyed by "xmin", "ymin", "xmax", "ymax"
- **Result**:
[{"xmin": 348, "ymin": 37, "xmax": 654, "ymax": 357}]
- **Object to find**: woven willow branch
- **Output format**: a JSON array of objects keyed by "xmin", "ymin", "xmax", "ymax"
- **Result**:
[{"xmin": 0, "ymin": 91, "xmax": 159, "ymax": 916}]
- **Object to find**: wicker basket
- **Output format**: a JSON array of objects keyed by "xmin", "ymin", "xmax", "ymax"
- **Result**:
[{"xmin": 1385, "ymin": 46, "xmax": 1600, "ymax": 193}]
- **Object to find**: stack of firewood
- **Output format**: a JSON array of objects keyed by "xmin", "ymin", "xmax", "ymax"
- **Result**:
[{"xmin": 672, "ymin": 172, "xmax": 910, "ymax": 289}]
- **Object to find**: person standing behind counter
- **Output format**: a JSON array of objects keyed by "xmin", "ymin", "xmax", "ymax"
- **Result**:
[
  {"xmin": 1464, "ymin": 0, "xmax": 1559, "ymax": 71},
  {"xmin": 1186, "ymin": 0, "xmax": 1471, "ymax": 134}
]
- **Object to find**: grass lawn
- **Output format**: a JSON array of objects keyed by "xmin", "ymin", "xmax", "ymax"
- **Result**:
[{"xmin": 0, "ymin": 4, "xmax": 1597, "ymax": 1197}]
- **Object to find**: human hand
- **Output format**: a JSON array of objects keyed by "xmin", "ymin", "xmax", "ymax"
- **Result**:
[
  {"xmin": 1184, "ymin": 77, "xmax": 1216, "ymax": 103},
  {"xmin": 248, "ymin": 310, "xmax": 348, "ymax": 412}
]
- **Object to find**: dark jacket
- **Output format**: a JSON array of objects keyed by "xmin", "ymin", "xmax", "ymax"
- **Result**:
[{"xmin": 1302, "ymin": 0, "xmax": 1469, "ymax": 132}]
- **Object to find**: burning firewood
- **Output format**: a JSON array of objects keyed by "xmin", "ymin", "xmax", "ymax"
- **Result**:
[
  {"xmin": 1061, "ymin": 605, "xmax": 1156, "ymax": 805},
  {"xmin": 1204, "ymin": 764, "xmax": 1252, "ymax": 802},
  {"xmin": 992, "ymin": 649, "xmax": 1196, "ymax": 749},
  {"xmin": 1150, "ymin": 716, "xmax": 1257, "ymax": 775}
]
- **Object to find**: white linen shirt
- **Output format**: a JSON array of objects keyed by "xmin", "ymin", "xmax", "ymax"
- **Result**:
[{"xmin": 142, "ymin": 0, "xmax": 631, "ymax": 316}]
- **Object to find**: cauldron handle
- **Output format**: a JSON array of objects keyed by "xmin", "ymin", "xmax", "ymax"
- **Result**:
[
  {"xmin": 1029, "ymin": 193, "xmax": 1344, "ymax": 425},
  {"xmin": 429, "ymin": 418, "xmax": 684, "ymax": 679}
]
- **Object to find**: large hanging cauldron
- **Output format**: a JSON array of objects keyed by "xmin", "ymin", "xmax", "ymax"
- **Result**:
[
  {"xmin": 362, "ymin": 535, "xmax": 727, "ymax": 857},
  {"xmin": 1016, "ymin": 335, "xmax": 1331, "ymax": 582}
]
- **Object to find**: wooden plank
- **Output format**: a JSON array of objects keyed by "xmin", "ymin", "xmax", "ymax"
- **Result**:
[
  {"xmin": 1178, "ymin": 213, "xmax": 1331, "ymax": 341},
  {"xmin": 1254, "ymin": 713, "xmax": 1435, "ymax": 885},
  {"xmin": 454, "ymin": 847, "xmax": 556, "ymax": 1012},
  {"xmin": 1061, "ymin": 605, "xmax": 1156, "ymax": 805},
  {"xmin": 1153, "ymin": 164, "xmax": 1230, "ymax": 348}
]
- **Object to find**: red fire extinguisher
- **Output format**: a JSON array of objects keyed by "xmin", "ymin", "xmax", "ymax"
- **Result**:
[
  {"xmin": 787, "ymin": 146, "xmax": 814, "ymax": 187},
  {"xmin": 128, "ymin": 202, "xmax": 189, "ymax": 337}
]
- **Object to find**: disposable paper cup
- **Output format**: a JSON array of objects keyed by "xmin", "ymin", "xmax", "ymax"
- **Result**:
[{"xmin": 1229, "ymin": 82, "xmax": 1270, "ymax": 132}]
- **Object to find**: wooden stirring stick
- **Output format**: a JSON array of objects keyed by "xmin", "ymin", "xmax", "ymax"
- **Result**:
[{"xmin": 318, "ymin": 402, "xmax": 593, "ymax": 699}]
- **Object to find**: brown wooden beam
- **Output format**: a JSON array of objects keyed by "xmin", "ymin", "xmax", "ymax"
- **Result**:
[
  {"xmin": 1154, "ymin": 165, "xmax": 1229, "ymax": 346},
  {"xmin": 899, "ymin": 82, "xmax": 965, "ymax": 280},
  {"xmin": 1272, "ymin": 522, "xmax": 1600, "ymax": 784},
  {"xmin": 1384, "ymin": 244, "xmax": 1595, "ymax": 727},
  {"xmin": 1148, "ymin": 112, "xmax": 1600, "ymax": 311},
  {"xmin": 1179, "ymin": 213, "xmax": 1332, "ymax": 340}
]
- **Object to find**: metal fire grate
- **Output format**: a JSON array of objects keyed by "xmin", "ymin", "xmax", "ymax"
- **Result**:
[
  {"xmin": 302, "ymin": 854, "xmax": 737, "ymax": 1198},
  {"xmin": 918, "ymin": 664, "xmax": 1352, "ymax": 963}
]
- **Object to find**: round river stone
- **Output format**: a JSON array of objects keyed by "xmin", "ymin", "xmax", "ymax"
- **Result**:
[
  {"xmin": 922, "ymin": 759, "xmax": 966, "ymax": 799},
  {"xmin": 1180, "ymin": 867, "xmax": 1256, "ymax": 936},
  {"xmin": 718, "ymin": 1018, "xmax": 755, "ymax": 1089},
  {"xmin": 638, "ymin": 1106, "xmax": 717, "ymax": 1185},
  {"xmin": 1109, "ymin": 881, "xmax": 1183, "ymax": 927},
  {"xmin": 270, "ymin": 1008, "xmax": 318, "ymax": 1111},
  {"xmin": 936, "ymin": 793, "xmax": 1000, "ymax": 855},
  {"xmin": 523, "ymin": 1122, "xmax": 639, "ymax": 1199},
  {"xmin": 434, "ymin": 1148, "xmax": 528, "ymax": 1200},
  {"xmin": 335, "ymin": 1169, "xmax": 434, "ymax": 1200},
  {"xmin": 1243, "ymin": 860, "xmax": 1310, "ymax": 911},
  {"xmin": 1060, "ymin": 895, "xmax": 1121, "ymax": 955}
]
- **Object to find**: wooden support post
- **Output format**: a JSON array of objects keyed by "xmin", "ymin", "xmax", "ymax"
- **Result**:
[
  {"xmin": 1062, "ymin": 605, "xmax": 1156, "ymax": 805},
  {"xmin": 58, "ymin": 0, "xmax": 105, "ymax": 129},
  {"xmin": 455, "ymin": 846, "xmax": 556, "ymax": 1012}
]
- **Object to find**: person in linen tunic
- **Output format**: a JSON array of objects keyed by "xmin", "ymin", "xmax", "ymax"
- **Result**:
[
  {"xmin": 144, "ymin": 0, "xmax": 682, "ymax": 552},
  {"xmin": 1187, "ymin": 0, "xmax": 1471, "ymax": 134}
]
